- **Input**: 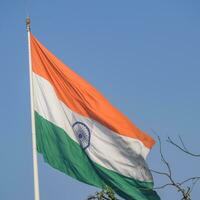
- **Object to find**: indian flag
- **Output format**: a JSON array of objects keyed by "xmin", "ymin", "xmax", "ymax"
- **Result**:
[{"xmin": 30, "ymin": 33, "xmax": 160, "ymax": 200}]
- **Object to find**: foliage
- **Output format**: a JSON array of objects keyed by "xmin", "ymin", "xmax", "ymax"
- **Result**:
[{"xmin": 87, "ymin": 186, "xmax": 119, "ymax": 200}]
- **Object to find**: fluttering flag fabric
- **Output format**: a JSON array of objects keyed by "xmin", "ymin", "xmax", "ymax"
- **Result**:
[{"xmin": 30, "ymin": 33, "xmax": 160, "ymax": 200}]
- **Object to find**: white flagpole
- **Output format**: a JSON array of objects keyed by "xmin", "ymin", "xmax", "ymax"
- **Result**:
[{"xmin": 26, "ymin": 17, "xmax": 40, "ymax": 200}]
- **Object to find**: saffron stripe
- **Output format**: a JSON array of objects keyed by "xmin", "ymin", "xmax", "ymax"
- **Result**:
[{"xmin": 30, "ymin": 33, "xmax": 155, "ymax": 149}]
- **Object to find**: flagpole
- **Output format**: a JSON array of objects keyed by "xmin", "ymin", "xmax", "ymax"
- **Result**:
[{"xmin": 26, "ymin": 17, "xmax": 40, "ymax": 200}]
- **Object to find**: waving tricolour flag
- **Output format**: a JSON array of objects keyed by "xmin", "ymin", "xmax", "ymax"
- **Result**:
[{"xmin": 30, "ymin": 33, "xmax": 160, "ymax": 200}]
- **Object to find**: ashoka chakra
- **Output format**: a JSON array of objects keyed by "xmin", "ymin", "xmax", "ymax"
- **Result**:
[{"xmin": 72, "ymin": 122, "xmax": 91, "ymax": 150}]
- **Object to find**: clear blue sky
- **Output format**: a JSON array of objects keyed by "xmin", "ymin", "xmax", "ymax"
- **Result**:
[{"xmin": 0, "ymin": 0, "xmax": 200, "ymax": 199}]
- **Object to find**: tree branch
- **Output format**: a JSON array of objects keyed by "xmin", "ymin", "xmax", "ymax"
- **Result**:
[
  {"xmin": 152, "ymin": 133, "xmax": 200, "ymax": 200},
  {"xmin": 167, "ymin": 136, "xmax": 200, "ymax": 157}
]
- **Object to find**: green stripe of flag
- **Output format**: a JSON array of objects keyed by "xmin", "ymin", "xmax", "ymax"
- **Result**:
[{"xmin": 35, "ymin": 112, "xmax": 160, "ymax": 200}]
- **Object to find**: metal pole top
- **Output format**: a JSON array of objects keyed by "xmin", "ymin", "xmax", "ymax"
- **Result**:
[{"xmin": 26, "ymin": 17, "xmax": 31, "ymax": 32}]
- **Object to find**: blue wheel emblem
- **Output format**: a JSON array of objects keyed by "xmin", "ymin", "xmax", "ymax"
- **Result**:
[{"xmin": 72, "ymin": 122, "xmax": 91, "ymax": 149}]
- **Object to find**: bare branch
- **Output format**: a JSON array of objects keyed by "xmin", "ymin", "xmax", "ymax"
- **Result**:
[
  {"xmin": 153, "ymin": 183, "xmax": 174, "ymax": 190},
  {"xmin": 167, "ymin": 136, "xmax": 200, "ymax": 157},
  {"xmin": 179, "ymin": 177, "xmax": 200, "ymax": 186},
  {"xmin": 150, "ymin": 169, "xmax": 170, "ymax": 178},
  {"xmin": 152, "ymin": 130, "xmax": 172, "ymax": 177},
  {"xmin": 151, "ymin": 133, "xmax": 199, "ymax": 200},
  {"xmin": 190, "ymin": 178, "xmax": 200, "ymax": 193},
  {"xmin": 178, "ymin": 135, "xmax": 188, "ymax": 152}
]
